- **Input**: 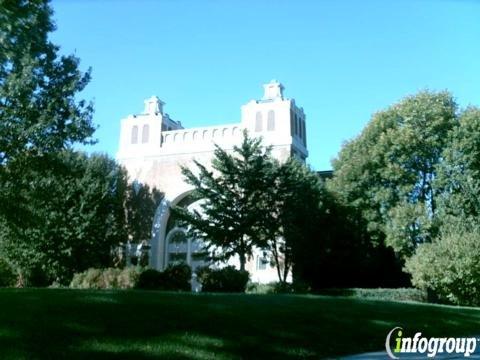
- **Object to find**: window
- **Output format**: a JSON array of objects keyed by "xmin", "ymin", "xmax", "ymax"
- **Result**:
[
  {"xmin": 295, "ymin": 115, "xmax": 299, "ymax": 136},
  {"xmin": 131, "ymin": 125, "xmax": 138, "ymax": 144},
  {"xmin": 256, "ymin": 255, "xmax": 267, "ymax": 270},
  {"xmin": 167, "ymin": 231, "xmax": 188, "ymax": 265},
  {"xmin": 255, "ymin": 112, "xmax": 263, "ymax": 132},
  {"xmin": 267, "ymin": 110, "xmax": 275, "ymax": 131},
  {"xmin": 290, "ymin": 110, "xmax": 294, "ymax": 136},
  {"xmin": 142, "ymin": 124, "xmax": 149, "ymax": 143},
  {"xmin": 302, "ymin": 120, "xmax": 306, "ymax": 145}
]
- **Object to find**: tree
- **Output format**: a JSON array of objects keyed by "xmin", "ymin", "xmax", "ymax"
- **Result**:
[
  {"xmin": 405, "ymin": 221, "xmax": 480, "ymax": 306},
  {"xmin": 0, "ymin": 151, "xmax": 129, "ymax": 285},
  {"xmin": 435, "ymin": 107, "xmax": 480, "ymax": 223},
  {"xmin": 125, "ymin": 182, "xmax": 164, "ymax": 244},
  {"xmin": 122, "ymin": 181, "xmax": 163, "ymax": 266},
  {"xmin": 404, "ymin": 108, "xmax": 480, "ymax": 305},
  {"xmin": 264, "ymin": 159, "xmax": 323, "ymax": 284},
  {"xmin": 328, "ymin": 91, "xmax": 458, "ymax": 258},
  {"xmin": 0, "ymin": 0, "xmax": 95, "ymax": 164},
  {"xmin": 172, "ymin": 131, "xmax": 274, "ymax": 271}
]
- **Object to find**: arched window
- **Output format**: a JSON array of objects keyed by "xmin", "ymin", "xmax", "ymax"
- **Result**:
[
  {"xmin": 267, "ymin": 110, "xmax": 275, "ymax": 131},
  {"xmin": 142, "ymin": 124, "xmax": 149, "ymax": 143},
  {"xmin": 131, "ymin": 125, "xmax": 138, "ymax": 144},
  {"xmin": 255, "ymin": 112, "xmax": 263, "ymax": 132},
  {"xmin": 167, "ymin": 230, "xmax": 188, "ymax": 265}
]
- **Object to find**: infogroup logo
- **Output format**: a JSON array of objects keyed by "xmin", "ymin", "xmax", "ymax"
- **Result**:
[{"xmin": 385, "ymin": 327, "xmax": 478, "ymax": 359}]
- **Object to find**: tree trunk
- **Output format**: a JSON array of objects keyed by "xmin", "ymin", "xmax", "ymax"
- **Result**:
[{"xmin": 239, "ymin": 252, "xmax": 246, "ymax": 271}]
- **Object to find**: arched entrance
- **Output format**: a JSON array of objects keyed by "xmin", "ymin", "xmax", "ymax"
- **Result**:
[{"xmin": 150, "ymin": 190, "xmax": 208, "ymax": 271}]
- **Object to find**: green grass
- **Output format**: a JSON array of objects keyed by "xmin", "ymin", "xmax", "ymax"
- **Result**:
[{"xmin": 0, "ymin": 289, "xmax": 480, "ymax": 359}]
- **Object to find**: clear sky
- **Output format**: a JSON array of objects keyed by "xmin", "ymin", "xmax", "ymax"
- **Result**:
[{"xmin": 50, "ymin": 0, "xmax": 480, "ymax": 171}]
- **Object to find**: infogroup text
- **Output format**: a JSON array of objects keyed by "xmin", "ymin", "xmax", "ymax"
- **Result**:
[{"xmin": 385, "ymin": 327, "xmax": 477, "ymax": 358}]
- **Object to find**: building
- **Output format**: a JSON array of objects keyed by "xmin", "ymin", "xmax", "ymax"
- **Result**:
[{"xmin": 117, "ymin": 80, "xmax": 308, "ymax": 283}]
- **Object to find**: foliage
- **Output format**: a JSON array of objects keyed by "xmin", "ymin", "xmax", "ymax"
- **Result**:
[
  {"xmin": 263, "ymin": 159, "xmax": 323, "ymax": 284},
  {"xmin": 0, "ymin": 0, "xmax": 95, "ymax": 165},
  {"xmin": 404, "ymin": 107, "xmax": 480, "ymax": 306},
  {"xmin": 197, "ymin": 266, "xmax": 249, "ymax": 293},
  {"xmin": 291, "ymin": 186, "xmax": 410, "ymax": 290},
  {"xmin": 0, "ymin": 151, "xmax": 129, "ymax": 285},
  {"xmin": 136, "ymin": 264, "xmax": 192, "ymax": 291},
  {"xmin": 70, "ymin": 267, "xmax": 142, "ymax": 290},
  {"xmin": 329, "ymin": 91, "xmax": 458, "ymax": 258},
  {"xmin": 136, "ymin": 269, "xmax": 163, "ymax": 290},
  {"xmin": 435, "ymin": 107, "xmax": 480, "ymax": 223},
  {"xmin": 246, "ymin": 281, "xmax": 311, "ymax": 294},
  {"xmin": 125, "ymin": 181, "xmax": 163, "ymax": 244},
  {"xmin": 71, "ymin": 265, "xmax": 191, "ymax": 291},
  {"xmin": 316, "ymin": 288, "xmax": 428, "ymax": 303},
  {"xmin": 405, "ymin": 224, "xmax": 480, "ymax": 306},
  {"xmin": 172, "ymin": 131, "xmax": 274, "ymax": 271}
]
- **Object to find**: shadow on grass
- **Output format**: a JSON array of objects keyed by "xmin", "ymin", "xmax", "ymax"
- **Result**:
[{"xmin": 0, "ymin": 289, "xmax": 480, "ymax": 359}]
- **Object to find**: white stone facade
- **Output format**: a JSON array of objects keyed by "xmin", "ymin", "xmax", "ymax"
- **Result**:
[{"xmin": 117, "ymin": 81, "xmax": 308, "ymax": 284}]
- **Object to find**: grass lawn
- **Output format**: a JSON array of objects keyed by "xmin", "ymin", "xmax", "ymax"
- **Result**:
[{"xmin": 1, "ymin": 289, "xmax": 480, "ymax": 359}]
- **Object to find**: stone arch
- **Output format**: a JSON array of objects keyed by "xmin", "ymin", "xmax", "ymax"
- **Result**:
[{"xmin": 150, "ymin": 189, "xmax": 195, "ymax": 270}]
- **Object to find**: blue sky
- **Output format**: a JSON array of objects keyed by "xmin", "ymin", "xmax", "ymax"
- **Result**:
[{"xmin": 50, "ymin": 0, "xmax": 480, "ymax": 171}]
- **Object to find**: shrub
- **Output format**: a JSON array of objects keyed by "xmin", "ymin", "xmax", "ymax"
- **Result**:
[
  {"xmin": 161, "ymin": 263, "xmax": 192, "ymax": 291},
  {"xmin": 246, "ymin": 281, "xmax": 310, "ymax": 294},
  {"xmin": 136, "ymin": 264, "xmax": 191, "ymax": 291},
  {"xmin": 136, "ymin": 269, "xmax": 163, "ymax": 290},
  {"xmin": 70, "ymin": 265, "xmax": 191, "ymax": 291},
  {"xmin": 70, "ymin": 267, "xmax": 141, "ymax": 289},
  {"xmin": 197, "ymin": 266, "xmax": 249, "ymax": 293},
  {"xmin": 0, "ymin": 257, "xmax": 16, "ymax": 287},
  {"xmin": 405, "ymin": 228, "xmax": 480, "ymax": 306},
  {"xmin": 316, "ymin": 288, "xmax": 427, "ymax": 303},
  {"xmin": 246, "ymin": 282, "xmax": 275, "ymax": 294}
]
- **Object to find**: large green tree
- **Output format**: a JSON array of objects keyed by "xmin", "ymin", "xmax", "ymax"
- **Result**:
[
  {"xmin": 172, "ymin": 131, "xmax": 274, "ymax": 271},
  {"xmin": 404, "ymin": 108, "xmax": 480, "ymax": 305},
  {"xmin": 0, "ymin": 151, "xmax": 128, "ymax": 285},
  {"xmin": 0, "ymin": 0, "xmax": 95, "ymax": 164},
  {"xmin": 328, "ymin": 91, "xmax": 458, "ymax": 258}
]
